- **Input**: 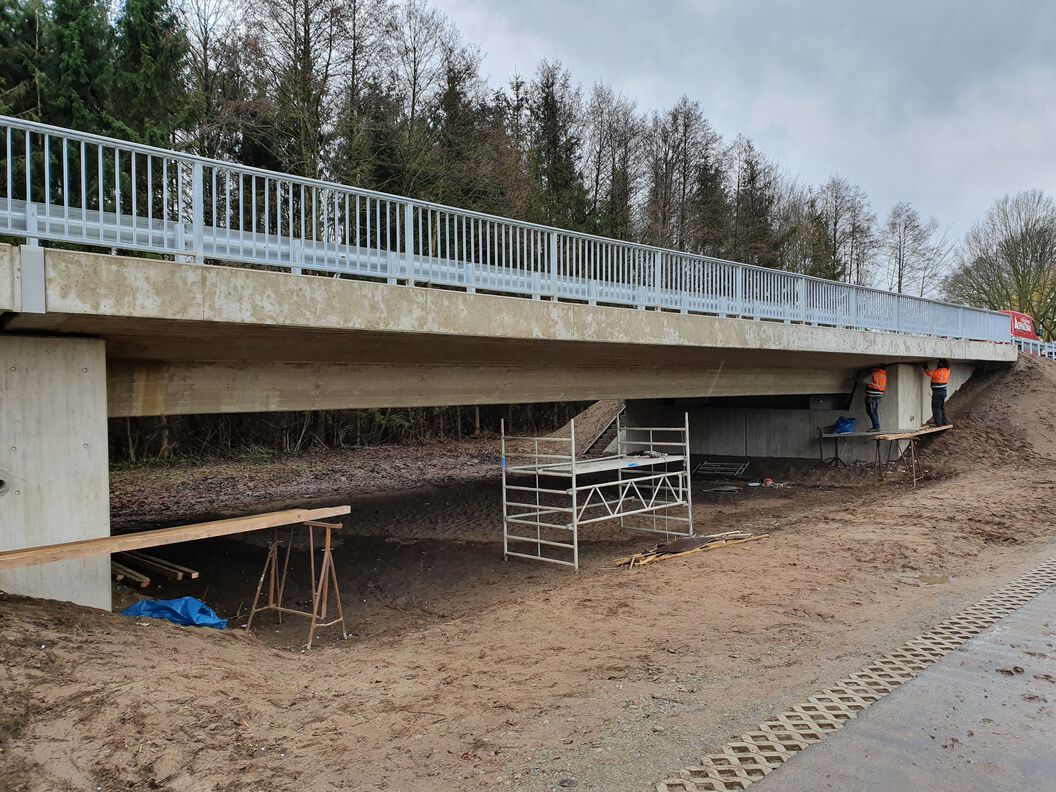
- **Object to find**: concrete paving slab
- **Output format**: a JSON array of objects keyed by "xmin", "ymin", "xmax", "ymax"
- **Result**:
[{"xmin": 752, "ymin": 586, "xmax": 1056, "ymax": 791}]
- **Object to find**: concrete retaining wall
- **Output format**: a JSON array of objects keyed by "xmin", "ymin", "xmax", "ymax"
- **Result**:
[{"xmin": 629, "ymin": 362, "xmax": 973, "ymax": 463}]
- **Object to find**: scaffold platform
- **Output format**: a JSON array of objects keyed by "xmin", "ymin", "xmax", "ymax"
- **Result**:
[{"xmin": 500, "ymin": 414, "xmax": 694, "ymax": 569}]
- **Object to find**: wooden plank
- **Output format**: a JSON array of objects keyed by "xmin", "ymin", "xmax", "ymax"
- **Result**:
[
  {"xmin": 111, "ymin": 561, "xmax": 150, "ymax": 588},
  {"xmin": 0, "ymin": 506, "xmax": 351, "ymax": 573},
  {"xmin": 125, "ymin": 551, "xmax": 200, "ymax": 579},
  {"xmin": 874, "ymin": 424, "xmax": 952, "ymax": 441},
  {"xmin": 117, "ymin": 552, "xmax": 185, "ymax": 580},
  {"xmin": 820, "ymin": 425, "xmax": 952, "ymax": 441}
]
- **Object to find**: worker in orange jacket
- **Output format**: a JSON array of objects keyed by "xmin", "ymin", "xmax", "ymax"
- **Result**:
[
  {"xmin": 860, "ymin": 364, "xmax": 887, "ymax": 432},
  {"xmin": 921, "ymin": 359, "xmax": 951, "ymax": 426}
]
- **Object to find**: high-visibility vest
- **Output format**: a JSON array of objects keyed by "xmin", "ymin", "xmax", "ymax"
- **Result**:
[
  {"xmin": 866, "ymin": 369, "xmax": 887, "ymax": 395},
  {"xmin": 926, "ymin": 367, "xmax": 951, "ymax": 387}
]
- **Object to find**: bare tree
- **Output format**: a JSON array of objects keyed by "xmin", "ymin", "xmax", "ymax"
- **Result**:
[
  {"xmin": 583, "ymin": 83, "xmax": 643, "ymax": 239},
  {"xmin": 642, "ymin": 96, "xmax": 721, "ymax": 250},
  {"xmin": 343, "ymin": 0, "xmax": 391, "ymax": 110},
  {"xmin": 814, "ymin": 175, "xmax": 876, "ymax": 284},
  {"xmin": 775, "ymin": 178, "xmax": 831, "ymax": 277},
  {"xmin": 327, "ymin": 0, "xmax": 394, "ymax": 187},
  {"xmin": 247, "ymin": 0, "xmax": 351, "ymax": 177},
  {"xmin": 385, "ymin": 0, "xmax": 466, "ymax": 194},
  {"xmin": 181, "ymin": 0, "xmax": 248, "ymax": 158},
  {"xmin": 846, "ymin": 190, "xmax": 878, "ymax": 286},
  {"xmin": 944, "ymin": 190, "xmax": 1056, "ymax": 337},
  {"xmin": 882, "ymin": 201, "xmax": 953, "ymax": 297},
  {"xmin": 390, "ymin": 0, "xmax": 454, "ymax": 127}
]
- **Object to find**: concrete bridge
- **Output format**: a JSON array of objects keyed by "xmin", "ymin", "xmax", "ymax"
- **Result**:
[{"xmin": 0, "ymin": 117, "xmax": 1017, "ymax": 608}]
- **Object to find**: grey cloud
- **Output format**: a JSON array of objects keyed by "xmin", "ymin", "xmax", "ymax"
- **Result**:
[{"xmin": 434, "ymin": 0, "xmax": 1056, "ymax": 234}]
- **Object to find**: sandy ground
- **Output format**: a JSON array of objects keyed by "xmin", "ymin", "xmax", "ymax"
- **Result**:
[{"xmin": 3, "ymin": 356, "xmax": 1056, "ymax": 792}]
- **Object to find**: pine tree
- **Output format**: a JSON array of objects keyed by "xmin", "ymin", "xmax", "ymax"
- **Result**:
[
  {"xmin": 803, "ymin": 195, "xmax": 837, "ymax": 278},
  {"xmin": 0, "ymin": 0, "xmax": 46, "ymax": 118},
  {"xmin": 730, "ymin": 138, "xmax": 781, "ymax": 268},
  {"xmin": 688, "ymin": 149, "xmax": 729, "ymax": 257},
  {"xmin": 527, "ymin": 61, "xmax": 588, "ymax": 230},
  {"xmin": 113, "ymin": 0, "xmax": 188, "ymax": 145},
  {"xmin": 44, "ymin": 0, "xmax": 115, "ymax": 133}
]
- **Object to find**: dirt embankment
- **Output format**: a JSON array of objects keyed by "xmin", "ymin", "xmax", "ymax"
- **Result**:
[{"xmin": 2, "ymin": 355, "xmax": 1056, "ymax": 792}]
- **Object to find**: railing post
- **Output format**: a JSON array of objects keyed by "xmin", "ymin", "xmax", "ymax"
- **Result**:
[
  {"xmin": 549, "ymin": 231, "xmax": 558, "ymax": 300},
  {"xmin": 735, "ymin": 265, "xmax": 744, "ymax": 317},
  {"xmin": 403, "ymin": 201, "xmax": 415, "ymax": 287},
  {"xmin": 24, "ymin": 202, "xmax": 39, "ymax": 247},
  {"xmin": 291, "ymin": 240, "xmax": 304, "ymax": 275},
  {"xmin": 191, "ymin": 162, "xmax": 204, "ymax": 263},
  {"xmin": 796, "ymin": 277, "xmax": 806, "ymax": 324},
  {"xmin": 466, "ymin": 240, "xmax": 476, "ymax": 294},
  {"xmin": 652, "ymin": 251, "xmax": 662, "ymax": 310}
]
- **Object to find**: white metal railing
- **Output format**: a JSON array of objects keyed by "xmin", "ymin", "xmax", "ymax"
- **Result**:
[
  {"xmin": 0, "ymin": 115, "xmax": 1011, "ymax": 343},
  {"xmin": 1015, "ymin": 338, "xmax": 1056, "ymax": 359}
]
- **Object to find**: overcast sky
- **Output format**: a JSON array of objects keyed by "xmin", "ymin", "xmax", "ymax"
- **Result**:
[{"xmin": 431, "ymin": 0, "xmax": 1056, "ymax": 237}]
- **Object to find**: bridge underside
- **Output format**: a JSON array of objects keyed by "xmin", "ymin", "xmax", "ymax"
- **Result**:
[{"xmin": 7, "ymin": 314, "xmax": 862, "ymax": 415}]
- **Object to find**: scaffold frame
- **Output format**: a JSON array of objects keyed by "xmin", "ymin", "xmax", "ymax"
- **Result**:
[{"xmin": 500, "ymin": 413, "xmax": 694, "ymax": 568}]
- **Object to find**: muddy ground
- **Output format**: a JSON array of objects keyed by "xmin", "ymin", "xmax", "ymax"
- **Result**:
[{"xmin": 3, "ymin": 357, "xmax": 1056, "ymax": 791}]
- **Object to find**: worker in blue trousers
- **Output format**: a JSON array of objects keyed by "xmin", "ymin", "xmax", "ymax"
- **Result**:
[
  {"xmin": 921, "ymin": 359, "xmax": 952, "ymax": 426},
  {"xmin": 860, "ymin": 364, "xmax": 887, "ymax": 432}
]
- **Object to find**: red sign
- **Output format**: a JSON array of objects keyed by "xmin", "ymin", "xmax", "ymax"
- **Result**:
[{"xmin": 999, "ymin": 310, "xmax": 1039, "ymax": 340}]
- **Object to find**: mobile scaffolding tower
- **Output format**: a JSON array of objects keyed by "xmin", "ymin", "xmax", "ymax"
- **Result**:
[{"xmin": 500, "ymin": 413, "xmax": 693, "ymax": 568}]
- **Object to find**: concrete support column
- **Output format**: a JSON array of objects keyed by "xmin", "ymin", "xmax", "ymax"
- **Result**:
[
  {"xmin": 882, "ymin": 364, "xmax": 921, "ymax": 432},
  {"xmin": 0, "ymin": 336, "xmax": 110, "ymax": 609}
]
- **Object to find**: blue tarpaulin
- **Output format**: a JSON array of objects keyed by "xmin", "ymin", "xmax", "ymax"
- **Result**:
[{"xmin": 121, "ymin": 596, "xmax": 227, "ymax": 630}]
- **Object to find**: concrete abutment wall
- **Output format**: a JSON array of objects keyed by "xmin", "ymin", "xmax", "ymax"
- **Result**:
[
  {"xmin": 628, "ymin": 363, "xmax": 974, "ymax": 463},
  {"xmin": 0, "ymin": 336, "xmax": 111, "ymax": 609}
]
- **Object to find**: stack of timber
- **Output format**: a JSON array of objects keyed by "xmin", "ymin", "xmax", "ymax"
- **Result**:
[
  {"xmin": 615, "ymin": 530, "xmax": 768, "ymax": 568},
  {"xmin": 111, "ymin": 551, "xmax": 201, "ymax": 588},
  {"xmin": 110, "ymin": 561, "xmax": 151, "ymax": 588},
  {"xmin": 117, "ymin": 551, "xmax": 199, "ymax": 581}
]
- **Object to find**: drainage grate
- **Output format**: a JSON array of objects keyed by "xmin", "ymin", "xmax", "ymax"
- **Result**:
[
  {"xmin": 693, "ymin": 461, "xmax": 750, "ymax": 478},
  {"xmin": 655, "ymin": 557, "xmax": 1056, "ymax": 791}
]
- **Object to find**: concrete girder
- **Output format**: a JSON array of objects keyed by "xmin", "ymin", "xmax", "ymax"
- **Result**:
[{"xmin": 106, "ymin": 360, "xmax": 851, "ymax": 417}]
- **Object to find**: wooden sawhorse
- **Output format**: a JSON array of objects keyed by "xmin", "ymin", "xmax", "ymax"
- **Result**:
[{"xmin": 247, "ymin": 520, "xmax": 347, "ymax": 649}]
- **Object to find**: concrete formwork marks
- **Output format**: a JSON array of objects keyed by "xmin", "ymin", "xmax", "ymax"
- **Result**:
[{"xmin": 0, "ymin": 336, "xmax": 111, "ymax": 609}]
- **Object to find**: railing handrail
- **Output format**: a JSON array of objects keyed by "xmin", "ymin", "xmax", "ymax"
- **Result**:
[
  {"xmin": 0, "ymin": 114, "xmax": 1005, "ymax": 320},
  {"xmin": 0, "ymin": 112, "xmax": 1009, "ymax": 340}
]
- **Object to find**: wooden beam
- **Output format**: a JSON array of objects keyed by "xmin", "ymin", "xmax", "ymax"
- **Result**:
[
  {"xmin": 117, "ymin": 552, "xmax": 185, "ymax": 580},
  {"xmin": 0, "ymin": 506, "xmax": 350, "ymax": 572},
  {"xmin": 874, "ymin": 425, "xmax": 953, "ymax": 441},
  {"xmin": 111, "ymin": 561, "xmax": 150, "ymax": 588},
  {"xmin": 124, "ymin": 550, "xmax": 200, "ymax": 579},
  {"xmin": 819, "ymin": 425, "xmax": 954, "ymax": 441}
]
